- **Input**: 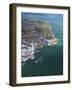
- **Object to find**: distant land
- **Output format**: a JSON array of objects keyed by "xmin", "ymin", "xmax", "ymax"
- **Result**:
[{"xmin": 22, "ymin": 17, "xmax": 58, "ymax": 48}]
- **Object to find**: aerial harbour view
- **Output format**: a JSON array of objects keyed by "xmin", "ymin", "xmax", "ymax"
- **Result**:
[{"xmin": 21, "ymin": 12, "xmax": 63, "ymax": 77}]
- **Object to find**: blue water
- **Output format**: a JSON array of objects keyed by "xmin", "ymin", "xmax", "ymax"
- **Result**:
[{"xmin": 21, "ymin": 12, "xmax": 63, "ymax": 77}]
